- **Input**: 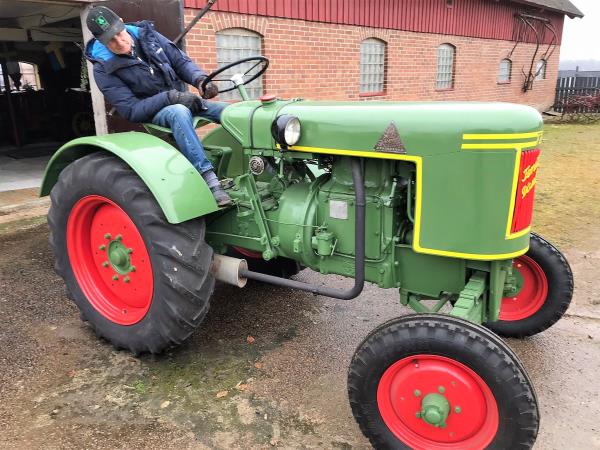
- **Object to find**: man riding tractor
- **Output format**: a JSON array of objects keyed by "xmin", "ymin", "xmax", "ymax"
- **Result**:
[
  {"xmin": 85, "ymin": 6, "xmax": 232, "ymax": 206},
  {"xmin": 39, "ymin": 6, "xmax": 574, "ymax": 449}
]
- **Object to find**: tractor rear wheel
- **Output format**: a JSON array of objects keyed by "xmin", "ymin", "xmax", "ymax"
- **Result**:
[
  {"xmin": 348, "ymin": 314, "xmax": 539, "ymax": 450},
  {"xmin": 486, "ymin": 232, "xmax": 573, "ymax": 338},
  {"xmin": 48, "ymin": 152, "xmax": 215, "ymax": 354}
]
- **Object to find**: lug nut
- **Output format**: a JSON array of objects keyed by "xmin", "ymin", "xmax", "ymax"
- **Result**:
[
  {"xmin": 115, "ymin": 234, "xmax": 123, "ymax": 241},
  {"xmin": 130, "ymin": 266, "xmax": 136, "ymax": 272},
  {"xmin": 414, "ymin": 390, "xmax": 421, "ymax": 397},
  {"xmin": 99, "ymin": 245, "xmax": 106, "ymax": 251},
  {"xmin": 127, "ymin": 248, "xmax": 133, "ymax": 254},
  {"xmin": 455, "ymin": 406, "xmax": 462, "ymax": 414},
  {"xmin": 112, "ymin": 275, "xmax": 119, "ymax": 281},
  {"xmin": 123, "ymin": 276, "xmax": 130, "ymax": 283},
  {"xmin": 102, "ymin": 261, "xmax": 109, "ymax": 268},
  {"xmin": 438, "ymin": 386, "xmax": 446, "ymax": 394},
  {"xmin": 104, "ymin": 233, "xmax": 111, "ymax": 239}
]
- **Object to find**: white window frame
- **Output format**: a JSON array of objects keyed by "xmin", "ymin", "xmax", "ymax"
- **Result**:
[
  {"xmin": 360, "ymin": 38, "xmax": 386, "ymax": 94},
  {"xmin": 498, "ymin": 58, "xmax": 512, "ymax": 83},
  {"xmin": 215, "ymin": 28, "xmax": 263, "ymax": 101},
  {"xmin": 436, "ymin": 44, "xmax": 455, "ymax": 90},
  {"xmin": 0, "ymin": 61, "xmax": 40, "ymax": 91},
  {"xmin": 535, "ymin": 59, "xmax": 547, "ymax": 81}
]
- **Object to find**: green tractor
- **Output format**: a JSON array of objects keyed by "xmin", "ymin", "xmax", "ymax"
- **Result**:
[{"xmin": 42, "ymin": 57, "xmax": 573, "ymax": 449}]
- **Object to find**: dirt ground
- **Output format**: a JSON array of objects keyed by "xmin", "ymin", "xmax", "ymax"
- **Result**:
[{"xmin": 1, "ymin": 122, "xmax": 599, "ymax": 449}]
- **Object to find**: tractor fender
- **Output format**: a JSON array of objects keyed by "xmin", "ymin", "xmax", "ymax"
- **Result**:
[{"xmin": 40, "ymin": 132, "xmax": 218, "ymax": 224}]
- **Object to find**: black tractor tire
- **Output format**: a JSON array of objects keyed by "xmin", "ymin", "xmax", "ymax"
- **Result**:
[
  {"xmin": 48, "ymin": 152, "xmax": 215, "ymax": 354},
  {"xmin": 486, "ymin": 232, "xmax": 573, "ymax": 338},
  {"xmin": 348, "ymin": 314, "xmax": 539, "ymax": 450},
  {"xmin": 226, "ymin": 247, "xmax": 301, "ymax": 279}
]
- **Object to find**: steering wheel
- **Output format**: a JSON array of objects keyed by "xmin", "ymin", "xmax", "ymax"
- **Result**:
[{"xmin": 200, "ymin": 56, "xmax": 269, "ymax": 94}]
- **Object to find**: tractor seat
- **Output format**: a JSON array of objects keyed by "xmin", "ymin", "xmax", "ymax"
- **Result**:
[{"xmin": 142, "ymin": 116, "xmax": 215, "ymax": 137}]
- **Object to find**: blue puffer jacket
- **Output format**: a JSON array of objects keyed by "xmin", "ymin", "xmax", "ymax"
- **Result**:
[{"xmin": 85, "ymin": 21, "xmax": 207, "ymax": 123}]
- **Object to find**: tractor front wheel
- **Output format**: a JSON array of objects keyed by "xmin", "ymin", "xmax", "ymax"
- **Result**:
[
  {"xmin": 486, "ymin": 232, "xmax": 573, "ymax": 338},
  {"xmin": 348, "ymin": 314, "xmax": 539, "ymax": 450},
  {"xmin": 48, "ymin": 152, "xmax": 215, "ymax": 354}
]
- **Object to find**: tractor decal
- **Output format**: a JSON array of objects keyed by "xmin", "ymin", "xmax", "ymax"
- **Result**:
[
  {"xmin": 511, "ymin": 148, "xmax": 541, "ymax": 233},
  {"xmin": 373, "ymin": 122, "xmax": 406, "ymax": 154},
  {"xmin": 460, "ymin": 131, "xmax": 543, "ymax": 241}
]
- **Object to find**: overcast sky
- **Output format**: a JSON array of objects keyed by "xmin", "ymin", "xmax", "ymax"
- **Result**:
[{"xmin": 560, "ymin": 0, "xmax": 599, "ymax": 61}]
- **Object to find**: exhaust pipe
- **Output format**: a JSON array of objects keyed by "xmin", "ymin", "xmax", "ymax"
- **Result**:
[{"xmin": 211, "ymin": 254, "xmax": 248, "ymax": 287}]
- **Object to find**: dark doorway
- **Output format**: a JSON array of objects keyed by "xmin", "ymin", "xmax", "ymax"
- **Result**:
[{"xmin": 0, "ymin": 0, "xmax": 95, "ymax": 193}]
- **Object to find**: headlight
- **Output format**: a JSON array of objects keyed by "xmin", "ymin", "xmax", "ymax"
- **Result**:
[{"xmin": 271, "ymin": 115, "xmax": 301, "ymax": 147}]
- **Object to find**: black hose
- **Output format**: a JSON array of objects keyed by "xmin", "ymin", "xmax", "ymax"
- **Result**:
[{"xmin": 240, "ymin": 158, "xmax": 365, "ymax": 300}]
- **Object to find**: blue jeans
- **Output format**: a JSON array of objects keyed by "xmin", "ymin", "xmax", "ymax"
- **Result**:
[{"xmin": 152, "ymin": 101, "xmax": 228, "ymax": 174}]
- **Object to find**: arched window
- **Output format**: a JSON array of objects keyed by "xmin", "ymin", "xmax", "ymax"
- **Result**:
[
  {"xmin": 436, "ymin": 44, "xmax": 455, "ymax": 90},
  {"xmin": 215, "ymin": 28, "xmax": 263, "ymax": 100},
  {"xmin": 498, "ymin": 58, "xmax": 512, "ymax": 83},
  {"xmin": 535, "ymin": 59, "xmax": 547, "ymax": 81},
  {"xmin": 360, "ymin": 38, "xmax": 386, "ymax": 94}
]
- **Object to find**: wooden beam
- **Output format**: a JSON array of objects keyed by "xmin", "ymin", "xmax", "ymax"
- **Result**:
[
  {"xmin": 30, "ymin": 27, "xmax": 82, "ymax": 42},
  {"xmin": 0, "ymin": 28, "xmax": 28, "ymax": 42},
  {"xmin": 80, "ymin": 4, "xmax": 107, "ymax": 135},
  {"xmin": 0, "ymin": 44, "xmax": 21, "ymax": 148}
]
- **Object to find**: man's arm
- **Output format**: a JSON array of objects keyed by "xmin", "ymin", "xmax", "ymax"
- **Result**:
[
  {"xmin": 155, "ymin": 32, "xmax": 207, "ymax": 88},
  {"xmin": 94, "ymin": 64, "xmax": 171, "ymax": 123}
]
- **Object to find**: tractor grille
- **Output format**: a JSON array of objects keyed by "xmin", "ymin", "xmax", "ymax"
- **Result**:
[{"xmin": 511, "ymin": 148, "xmax": 541, "ymax": 233}]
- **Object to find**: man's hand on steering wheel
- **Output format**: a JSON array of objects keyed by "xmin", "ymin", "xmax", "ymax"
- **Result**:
[{"xmin": 197, "ymin": 77, "xmax": 219, "ymax": 99}]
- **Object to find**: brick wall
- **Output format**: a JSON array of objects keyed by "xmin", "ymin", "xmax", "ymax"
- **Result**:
[{"xmin": 184, "ymin": 10, "xmax": 558, "ymax": 111}]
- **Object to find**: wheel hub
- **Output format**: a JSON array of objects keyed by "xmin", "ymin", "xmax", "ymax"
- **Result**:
[
  {"xmin": 377, "ymin": 355, "xmax": 498, "ymax": 448},
  {"xmin": 107, "ymin": 238, "xmax": 133, "ymax": 274},
  {"xmin": 499, "ymin": 256, "xmax": 548, "ymax": 321},
  {"xmin": 503, "ymin": 266, "xmax": 524, "ymax": 297},
  {"xmin": 419, "ymin": 393, "xmax": 450, "ymax": 427}
]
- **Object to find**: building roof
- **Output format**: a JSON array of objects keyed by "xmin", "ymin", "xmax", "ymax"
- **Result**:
[{"xmin": 510, "ymin": 0, "xmax": 584, "ymax": 18}]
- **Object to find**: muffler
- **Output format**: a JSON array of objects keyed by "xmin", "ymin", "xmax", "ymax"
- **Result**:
[{"xmin": 211, "ymin": 254, "xmax": 248, "ymax": 287}]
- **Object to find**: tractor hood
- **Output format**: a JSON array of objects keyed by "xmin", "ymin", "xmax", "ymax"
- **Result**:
[{"xmin": 221, "ymin": 100, "xmax": 543, "ymax": 156}]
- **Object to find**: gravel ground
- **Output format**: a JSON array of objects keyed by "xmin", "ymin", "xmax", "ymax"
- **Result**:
[{"xmin": 0, "ymin": 221, "xmax": 599, "ymax": 449}]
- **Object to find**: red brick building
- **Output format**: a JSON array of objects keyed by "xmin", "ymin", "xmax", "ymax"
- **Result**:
[{"xmin": 183, "ymin": 0, "xmax": 582, "ymax": 111}]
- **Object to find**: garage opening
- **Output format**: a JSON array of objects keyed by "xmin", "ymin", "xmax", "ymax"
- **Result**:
[{"xmin": 0, "ymin": 0, "xmax": 94, "ymax": 196}]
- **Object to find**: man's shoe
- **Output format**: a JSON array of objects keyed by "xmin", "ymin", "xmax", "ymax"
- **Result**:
[{"xmin": 211, "ymin": 187, "xmax": 232, "ymax": 207}]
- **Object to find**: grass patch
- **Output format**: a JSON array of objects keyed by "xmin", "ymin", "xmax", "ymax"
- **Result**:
[{"xmin": 533, "ymin": 122, "xmax": 600, "ymax": 249}]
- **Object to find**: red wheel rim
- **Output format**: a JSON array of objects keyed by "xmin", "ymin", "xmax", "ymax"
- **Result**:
[
  {"xmin": 377, "ymin": 355, "xmax": 498, "ymax": 450},
  {"xmin": 67, "ymin": 195, "xmax": 153, "ymax": 325},
  {"xmin": 500, "ymin": 255, "xmax": 548, "ymax": 321}
]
